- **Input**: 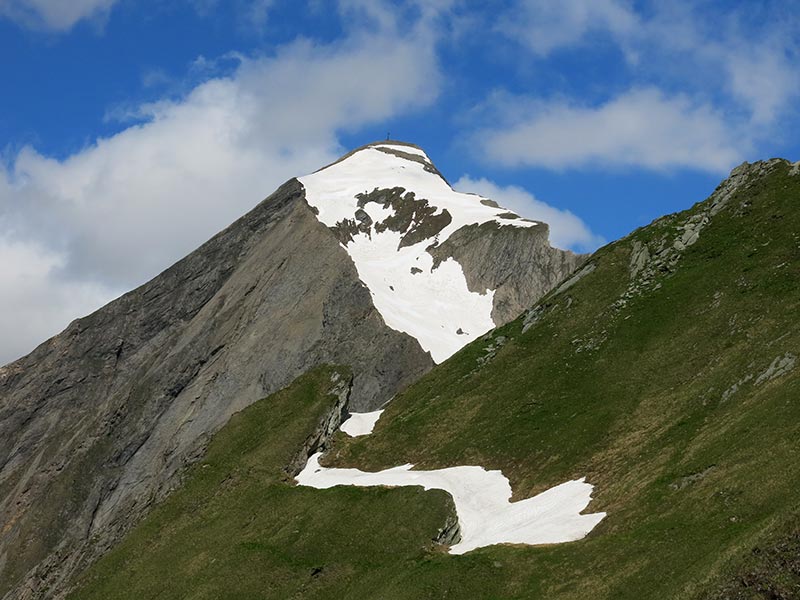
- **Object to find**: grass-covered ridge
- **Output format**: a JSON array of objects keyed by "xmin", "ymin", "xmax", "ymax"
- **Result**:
[
  {"xmin": 69, "ymin": 367, "xmax": 456, "ymax": 599},
  {"xmin": 71, "ymin": 161, "xmax": 800, "ymax": 599},
  {"xmin": 329, "ymin": 159, "xmax": 800, "ymax": 598}
]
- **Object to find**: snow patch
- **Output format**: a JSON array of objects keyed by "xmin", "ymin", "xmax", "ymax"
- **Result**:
[
  {"xmin": 340, "ymin": 410, "xmax": 384, "ymax": 437},
  {"xmin": 341, "ymin": 228, "xmax": 494, "ymax": 362},
  {"xmin": 299, "ymin": 145, "xmax": 537, "ymax": 363},
  {"xmin": 297, "ymin": 452, "xmax": 606, "ymax": 554}
]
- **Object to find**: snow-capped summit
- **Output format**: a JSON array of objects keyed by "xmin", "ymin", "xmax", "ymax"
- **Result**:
[{"xmin": 300, "ymin": 141, "xmax": 579, "ymax": 363}]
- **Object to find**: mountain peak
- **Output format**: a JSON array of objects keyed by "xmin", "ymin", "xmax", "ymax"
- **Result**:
[
  {"xmin": 299, "ymin": 142, "xmax": 579, "ymax": 363},
  {"xmin": 0, "ymin": 137, "xmax": 584, "ymax": 599},
  {"xmin": 315, "ymin": 140, "xmax": 444, "ymax": 181}
]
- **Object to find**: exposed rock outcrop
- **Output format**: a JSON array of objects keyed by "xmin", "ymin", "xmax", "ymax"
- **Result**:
[
  {"xmin": 616, "ymin": 159, "xmax": 792, "ymax": 310},
  {"xmin": 429, "ymin": 221, "xmax": 585, "ymax": 325},
  {"xmin": 284, "ymin": 371, "xmax": 352, "ymax": 477}
]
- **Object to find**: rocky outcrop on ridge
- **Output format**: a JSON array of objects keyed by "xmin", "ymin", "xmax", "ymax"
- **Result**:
[{"xmin": 429, "ymin": 220, "xmax": 586, "ymax": 325}]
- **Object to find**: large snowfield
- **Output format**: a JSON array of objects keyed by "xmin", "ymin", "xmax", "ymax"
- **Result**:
[
  {"xmin": 299, "ymin": 144, "xmax": 538, "ymax": 363},
  {"xmin": 297, "ymin": 451, "xmax": 606, "ymax": 554}
]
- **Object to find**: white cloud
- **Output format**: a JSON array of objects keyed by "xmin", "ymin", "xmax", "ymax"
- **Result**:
[
  {"xmin": 477, "ymin": 88, "xmax": 746, "ymax": 173},
  {"xmin": 722, "ymin": 44, "xmax": 800, "ymax": 126},
  {"xmin": 0, "ymin": 0, "xmax": 117, "ymax": 30},
  {"xmin": 0, "ymin": 31, "xmax": 440, "ymax": 364},
  {"xmin": 635, "ymin": 5, "xmax": 800, "ymax": 128},
  {"xmin": 497, "ymin": 0, "xmax": 637, "ymax": 56},
  {"xmin": 495, "ymin": 1, "xmax": 800, "ymax": 130},
  {"xmin": 0, "ymin": 237, "xmax": 116, "ymax": 365},
  {"xmin": 338, "ymin": 0, "xmax": 400, "ymax": 31},
  {"xmin": 247, "ymin": 0, "xmax": 273, "ymax": 27},
  {"xmin": 454, "ymin": 176, "xmax": 603, "ymax": 252}
]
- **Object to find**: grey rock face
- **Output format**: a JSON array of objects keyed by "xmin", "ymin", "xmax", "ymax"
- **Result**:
[
  {"xmin": 629, "ymin": 241, "xmax": 650, "ymax": 279},
  {"xmin": 755, "ymin": 353, "xmax": 797, "ymax": 386},
  {"xmin": 428, "ymin": 221, "xmax": 586, "ymax": 325},
  {"xmin": 0, "ymin": 179, "xmax": 433, "ymax": 599},
  {"xmin": 284, "ymin": 370, "xmax": 352, "ymax": 478},
  {"xmin": 550, "ymin": 262, "xmax": 596, "ymax": 298},
  {"xmin": 434, "ymin": 510, "xmax": 462, "ymax": 546}
]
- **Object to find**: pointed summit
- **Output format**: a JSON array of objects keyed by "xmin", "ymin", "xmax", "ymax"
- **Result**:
[
  {"xmin": 315, "ymin": 141, "xmax": 440, "ymax": 175},
  {"xmin": 300, "ymin": 141, "xmax": 582, "ymax": 362}
]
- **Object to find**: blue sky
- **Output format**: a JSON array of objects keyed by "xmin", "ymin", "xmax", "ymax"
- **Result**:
[{"xmin": 1, "ymin": 0, "xmax": 799, "ymax": 363}]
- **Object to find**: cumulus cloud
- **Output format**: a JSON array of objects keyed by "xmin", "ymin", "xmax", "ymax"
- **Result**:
[
  {"xmin": 636, "ymin": 4, "xmax": 800, "ymax": 128},
  {"xmin": 454, "ymin": 176, "xmax": 603, "ymax": 252},
  {"xmin": 476, "ymin": 88, "xmax": 746, "ymax": 173},
  {"xmin": 495, "ymin": 0, "xmax": 800, "ymax": 130},
  {"xmin": 0, "ymin": 238, "xmax": 116, "ymax": 364},
  {"xmin": 0, "ymin": 30, "xmax": 440, "ymax": 364},
  {"xmin": 722, "ymin": 43, "xmax": 800, "ymax": 126},
  {"xmin": 496, "ymin": 0, "xmax": 638, "ymax": 56},
  {"xmin": 0, "ymin": 0, "xmax": 117, "ymax": 30}
]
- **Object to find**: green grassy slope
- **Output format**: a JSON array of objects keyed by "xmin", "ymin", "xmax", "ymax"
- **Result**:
[
  {"xmin": 68, "ymin": 367, "xmax": 456, "ymax": 600},
  {"xmin": 331, "ymin": 159, "xmax": 800, "ymax": 599},
  {"xmin": 71, "ymin": 160, "xmax": 799, "ymax": 599}
]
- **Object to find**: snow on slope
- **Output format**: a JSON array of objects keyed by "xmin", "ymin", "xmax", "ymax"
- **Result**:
[
  {"xmin": 340, "ymin": 410, "xmax": 384, "ymax": 437},
  {"xmin": 297, "ymin": 452, "xmax": 606, "ymax": 554},
  {"xmin": 372, "ymin": 144, "xmax": 428, "ymax": 158},
  {"xmin": 300, "ymin": 330, "xmax": 606, "ymax": 554},
  {"xmin": 299, "ymin": 143, "xmax": 537, "ymax": 363}
]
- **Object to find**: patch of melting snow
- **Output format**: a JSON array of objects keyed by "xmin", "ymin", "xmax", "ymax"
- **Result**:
[
  {"xmin": 299, "ymin": 144, "xmax": 537, "ymax": 363},
  {"xmin": 297, "ymin": 452, "xmax": 605, "ymax": 554},
  {"xmin": 340, "ymin": 410, "xmax": 384, "ymax": 437},
  {"xmin": 341, "ymin": 228, "xmax": 495, "ymax": 362}
]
